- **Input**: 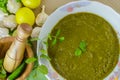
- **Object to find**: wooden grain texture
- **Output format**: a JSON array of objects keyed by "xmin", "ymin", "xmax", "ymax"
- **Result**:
[
  {"xmin": 0, "ymin": 37, "xmax": 14, "ymax": 58},
  {"xmin": 3, "ymin": 24, "xmax": 32, "ymax": 73},
  {"xmin": 16, "ymin": 45, "xmax": 34, "ymax": 80},
  {"xmin": 0, "ymin": 37, "xmax": 34, "ymax": 79}
]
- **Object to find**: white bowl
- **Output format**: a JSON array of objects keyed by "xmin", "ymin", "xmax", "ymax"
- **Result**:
[{"xmin": 37, "ymin": 1, "xmax": 120, "ymax": 80}]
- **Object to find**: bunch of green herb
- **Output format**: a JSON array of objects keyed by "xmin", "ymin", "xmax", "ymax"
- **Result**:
[
  {"xmin": 75, "ymin": 41, "xmax": 87, "ymax": 56},
  {"xmin": 25, "ymin": 29, "xmax": 65, "ymax": 80},
  {"xmin": 0, "ymin": 0, "xmax": 8, "ymax": 13},
  {"xmin": 26, "ymin": 57, "xmax": 48, "ymax": 80},
  {"xmin": 0, "ymin": 59, "xmax": 7, "ymax": 79},
  {"xmin": 26, "ymin": 38, "xmax": 51, "ymax": 80},
  {"xmin": 48, "ymin": 29, "xmax": 65, "ymax": 46}
]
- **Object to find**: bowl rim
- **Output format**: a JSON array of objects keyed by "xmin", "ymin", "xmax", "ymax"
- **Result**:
[{"xmin": 37, "ymin": 1, "xmax": 120, "ymax": 80}]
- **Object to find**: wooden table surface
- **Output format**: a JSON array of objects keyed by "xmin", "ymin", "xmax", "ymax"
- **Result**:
[{"xmin": 39, "ymin": 0, "xmax": 120, "ymax": 15}]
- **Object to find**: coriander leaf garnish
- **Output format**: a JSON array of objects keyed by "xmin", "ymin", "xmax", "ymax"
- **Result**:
[
  {"xmin": 75, "ymin": 48, "xmax": 82, "ymax": 56},
  {"xmin": 38, "ymin": 65, "xmax": 48, "ymax": 74},
  {"xmin": 55, "ymin": 29, "xmax": 61, "ymax": 37},
  {"xmin": 26, "ymin": 56, "xmax": 49, "ymax": 80},
  {"xmin": 25, "ymin": 57, "xmax": 37, "ymax": 64},
  {"xmin": 26, "ymin": 65, "xmax": 48, "ymax": 80},
  {"xmin": 40, "ymin": 54, "xmax": 51, "ymax": 61},
  {"xmin": 48, "ymin": 33, "xmax": 52, "ymax": 40},
  {"xmin": 75, "ymin": 40, "xmax": 87, "ymax": 56},
  {"xmin": 48, "ymin": 29, "xmax": 65, "ymax": 46},
  {"xmin": 39, "ymin": 48, "xmax": 51, "ymax": 60},
  {"xmin": 59, "ymin": 37, "xmax": 65, "ymax": 42},
  {"xmin": 52, "ymin": 38, "xmax": 57, "ymax": 46},
  {"xmin": 40, "ymin": 49, "xmax": 47, "ymax": 54},
  {"xmin": 79, "ymin": 41, "xmax": 87, "ymax": 52}
]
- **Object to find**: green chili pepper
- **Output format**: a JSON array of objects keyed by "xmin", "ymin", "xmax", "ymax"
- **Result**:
[{"xmin": 7, "ymin": 61, "xmax": 26, "ymax": 80}]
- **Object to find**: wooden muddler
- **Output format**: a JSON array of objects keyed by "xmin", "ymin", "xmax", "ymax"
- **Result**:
[{"xmin": 3, "ymin": 23, "xmax": 32, "ymax": 73}]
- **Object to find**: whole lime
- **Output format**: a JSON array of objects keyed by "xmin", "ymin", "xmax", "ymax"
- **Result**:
[
  {"xmin": 16, "ymin": 7, "xmax": 35, "ymax": 26},
  {"xmin": 21, "ymin": 0, "xmax": 41, "ymax": 9}
]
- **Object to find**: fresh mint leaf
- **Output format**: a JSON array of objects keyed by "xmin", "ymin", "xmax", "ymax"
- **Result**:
[
  {"xmin": 56, "ymin": 29, "xmax": 61, "ymax": 37},
  {"xmin": 26, "ymin": 59, "xmax": 48, "ymax": 80},
  {"xmin": 40, "ymin": 49, "xmax": 47, "ymax": 54},
  {"xmin": 59, "ymin": 37, "xmax": 64, "ymax": 42},
  {"xmin": 25, "ymin": 57, "xmax": 37, "ymax": 64},
  {"xmin": 38, "ymin": 65, "xmax": 48, "ymax": 74},
  {"xmin": 26, "ymin": 68, "xmax": 48, "ymax": 80},
  {"xmin": 52, "ymin": 38, "xmax": 57, "ymax": 46},
  {"xmin": 48, "ymin": 33, "xmax": 52, "ymax": 40},
  {"xmin": 40, "ymin": 54, "xmax": 51, "ymax": 61},
  {"xmin": 79, "ymin": 41, "xmax": 86, "ymax": 52},
  {"xmin": 49, "ymin": 29, "xmax": 65, "ymax": 46},
  {"xmin": 74, "ymin": 41, "xmax": 87, "ymax": 56},
  {"xmin": 75, "ymin": 48, "xmax": 82, "ymax": 56},
  {"xmin": 32, "ymin": 60, "xmax": 39, "ymax": 70}
]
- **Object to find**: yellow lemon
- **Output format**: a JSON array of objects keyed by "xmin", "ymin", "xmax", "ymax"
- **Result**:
[
  {"xmin": 16, "ymin": 7, "xmax": 35, "ymax": 26},
  {"xmin": 21, "ymin": 0, "xmax": 41, "ymax": 9}
]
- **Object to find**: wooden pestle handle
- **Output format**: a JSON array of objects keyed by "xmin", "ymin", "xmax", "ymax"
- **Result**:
[
  {"xmin": 3, "ymin": 23, "xmax": 32, "ymax": 73},
  {"xmin": 17, "ymin": 23, "xmax": 32, "ymax": 41}
]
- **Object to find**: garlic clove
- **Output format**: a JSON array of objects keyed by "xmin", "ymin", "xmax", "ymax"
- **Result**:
[
  {"xmin": 0, "ymin": 10, "xmax": 8, "ymax": 21},
  {"xmin": 31, "ymin": 27, "xmax": 41, "ymax": 38},
  {"xmin": 0, "ymin": 27, "xmax": 10, "ymax": 39},
  {"xmin": 7, "ymin": 0, "xmax": 22, "ymax": 14},
  {"xmin": 36, "ymin": 5, "xmax": 48, "ymax": 26},
  {"xmin": 3, "ymin": 15, "xmax": 17, "ymax": 30}
]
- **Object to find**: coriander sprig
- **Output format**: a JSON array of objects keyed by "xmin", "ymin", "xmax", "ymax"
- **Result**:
[
  {"xmin": 26, "ymin": 37, "xmax": 50, "ymax": 80},
  {"xmin": 26, "ymin": 56, "xmax": 48, "ymax": 80},
  {"xmin": 48, "ymin": 29, "xmax": 65, "ymax": 46},
  {"xmin": 39, "ymin": 49, "xmax": 51, "ymax": 61},
  {"xmin": 75, "ymin": 41, "xmax": 87, "ymax": 56},
  {"xmin": 25, "ymin": 57, "xmax": 37, "ymax": 64},
  {"xmin": 27, "ymin": 29, "xmax": 64, "ymax": 80}
]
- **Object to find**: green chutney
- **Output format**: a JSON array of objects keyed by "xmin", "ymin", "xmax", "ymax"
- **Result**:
[{"xmin": 48, "ymin": 13, "xmax": 119, "ymax": 80}]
